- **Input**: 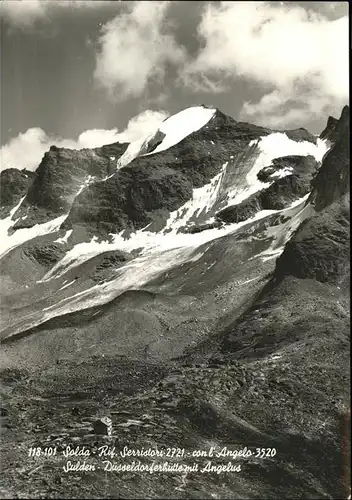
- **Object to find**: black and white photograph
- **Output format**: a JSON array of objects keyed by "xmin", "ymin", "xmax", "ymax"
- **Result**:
[{"xmin": 0, "ymin": 1, "xmax": 350, "ymax": 498}]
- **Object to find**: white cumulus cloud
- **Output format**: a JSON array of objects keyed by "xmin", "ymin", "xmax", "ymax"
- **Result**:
[
  {"xmin": 1, "ymin": 0, "xmax": 47, "ymax": 27},
  {"xmin": 93, "ymin": 1, "xmax": 187, "ymax": 99},
  {"xmin": 0, "ymin": 110, "xmax": 168, "ymax": 172},
  {"xmin": 1, "ymin": 0, "xmax": 115, "ymax": 28},
  {"xmin": 181, "ymin": 1, "xmax": 349, "ymax": 127}
]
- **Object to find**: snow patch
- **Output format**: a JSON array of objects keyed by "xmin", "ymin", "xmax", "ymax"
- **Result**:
[
  {"xmin": 253, "ymin": 193, "xmax": 314, "ymax": 262},
  {"xmin": 54, "ymin": 230, "xmax": 73, "ymax": 245},
  {"xmin": 260, "ymin": 246, "xmax": 286, "ymax": 262},
  {"xmin": 41, "ymin": 206, "xmax": 278, "ymax": 283},
  {"xmin": 115, "ymin": 133, "xmax": 154, "ymax": 171},
  {"xmin": 271, "ymin": 167, "xmax": 293, "ymax": 179},
  {"xmin": 225, "ymin": 134, "xmax": 328, "ymax": 207},
  {"xmin": 163, "ymin": 163, "xmax": 227, "ymax": 234},
  {"xmin": 0, "ymin": 212, "xmax": 68, "ymax": 258},
  {"xmin": 10, "ymin": 196, "xmax": 25, "ymax": 220},
  {"xmin": 0, "ymin": 173, "xmax": 98, "ymax": 258},
  {"xmin": 58, "ymin": 279, "xmax": 76, "ymax": 291},
  {"xmin": 238, "ymin": 276, "xmax": 261, "ymax": 286},
  {"xmin": 76, "ymin": 175, "xmax": 96, "ymax": 196},
  {"xmin": 144, "ymin": 106, "xmax": 216, "ymax": 156}
]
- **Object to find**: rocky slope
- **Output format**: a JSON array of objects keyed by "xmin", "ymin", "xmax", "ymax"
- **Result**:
[
  {"xmin": 0, "ymin": 105, "xmax": 350, "ymax": 500},
  {"xmin": 0, "ymin": 168, "xmax": 36, "ymax": 218},
  {"xmin": 56, "ymin": 109, "xmax": 272, "ymax": 238},
  {"xmin": 5, "ymin": 141, "xmax": 128, "ymax": 230}
]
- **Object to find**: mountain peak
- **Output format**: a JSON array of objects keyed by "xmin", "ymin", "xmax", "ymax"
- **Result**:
[
  {"xmin": 320, "ymin": 104, "xmax": 349, "ymax": 141},
  {"xmin": 312, "ymin": 105, "xmax": 349, "ymax": 211},
  {"xmin": 145, "ymin": 105, "xmax": 217, "ymax": 154}
]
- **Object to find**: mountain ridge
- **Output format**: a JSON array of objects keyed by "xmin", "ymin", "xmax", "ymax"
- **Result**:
[{"xmin": 0, "ymin": 103, "xmax": 350, "ymax": 500}]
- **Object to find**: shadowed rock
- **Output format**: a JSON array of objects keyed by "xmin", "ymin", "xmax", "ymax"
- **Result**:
[
  {"xmin": 11, "ymin": 141, "xmax": 128, "ymax": 229},
  {"xmin": 275, "ymin": 200, "xmax": 350, "ymax": 284},
  {"xmin": 0, "ymin": 169, "xmax": 36, "ymax": 218},
  {"xmin": 61, "ymin": 110, "xmax": 273, "ymax": 238},
  {"xmin": 312, "ymin": 106, "xmax": 349, "ymax": 211},
  {"xmin": 274, "ymin": 106, "xmax": 350, "ymax": 284},
  {"xmin": 217, "ymin": 155, "xmax": 318, "ymax": 222}
]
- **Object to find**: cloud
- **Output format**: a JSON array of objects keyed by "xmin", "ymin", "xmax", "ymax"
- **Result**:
[
  {"xmin": 181, "ymin": 1, "xmax": 349, "ymax": 127},
  {"xmin": 93, "ymin": 1, "xmax": 187, "ymax": 99},
  {"xmin": 240, "ymin": 82, "xmax": 342, "ymax": 129},
  {"xmin": 0, "ymin": 0, "xmax": 115, "ymax": 28},
  {"xmin": 107, "ymin": 109, "xmax": 169, "ymax": 142},
  {"xmin": 0, "ymin": 110, "xmax": 168, "ymax": 172},
  {"xmin": 1, "ymin": 0, "xmax": 47, "ymax": 27},
  {"xmin": 76, "ymin": 109, "xmax": 169, "ymax": 146}
]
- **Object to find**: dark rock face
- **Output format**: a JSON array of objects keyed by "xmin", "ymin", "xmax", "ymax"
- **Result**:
[
  {"xmin": 281, "ymin": 127, "xmax": 317, "ymax": 144},
  {"xmin": 0, "ymin": 169, "xmax": 36, "ymax": 217},
  {"xmin": 91, "ymin": 250, "xmax": 131, "ymax": 282},
  {"xmin": 212, "ymin": 105, "xmax": 350, "ymax": 353},
  {"xmin": 62, "ymin": 110, "xmax": 272, "ymax": 237},
  {"xmin": 184, "ymin": 220, "xmax": 223, "ymax": 234},
  {"xmin": 259, "ymin": 172, "xmax": 309, "ymax": 210},
  {"xmin": 143, "ymin": 130, "xmax": 166, "ymax": 154},
  {"xmin": 319, "ymin": 105, "xmax": 349, "ymax": 143},
  {"xmin": 257, "ymin": 155, "xmax": 317, "ymax": 182},
  {"xmin": 217, "ymin": 193, "xmax": 262, "ymax": 223},
  {"xmin": 257, "ymin": 165, "xmax": 277, "ymax": 182},
  {"xmin": 94, "ymin": 141, "xmax": 129, "ymax": 160},
  {"xmin": 62, "ymin": 165, "xmax": 193, "ymax": 235},
  {"xmin": 23, "ymin": 242, "xmax": 66, "ymax": 268},
  {"xmin": 312, "ymin": 106, "xmax": 349, "ymax": 211},
  {"xmin": 275, "ymin": 107, "xmax": 349, "ymax": 285},
  {"xmin": 320, "ymin": 115, "xmax": 339, "ymax": 141},
  {"xmin": 25, "ymin": 146, "xmax": 115, "ymax": 211},
  {"xmin": 275, "ymin": 200, "xmax": 350, "ymax": 284},
  {"xmin": 267, "ymin": 106, "xmax": 349, "ymax": 287},
  {"xmin": 11, "ymin": 141, "xmax": 128, "ymax": 229},
  {"xmin": 217, "ymin": 155, "xmax": 318, "ymax": 222}
]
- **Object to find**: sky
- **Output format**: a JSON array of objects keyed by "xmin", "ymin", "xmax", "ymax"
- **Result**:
[{"xmin": 0, "ymin": 0, "xmax": 349, "ymax": 172}]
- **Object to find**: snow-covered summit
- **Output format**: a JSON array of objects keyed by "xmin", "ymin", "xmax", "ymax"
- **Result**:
[
  {"xmin": 143, "ymin": 105, "xmax": 216, "ymax": 156},
  {"xmin": 113, "ymin": 105, "xmax": 216, "ymax": 173}
]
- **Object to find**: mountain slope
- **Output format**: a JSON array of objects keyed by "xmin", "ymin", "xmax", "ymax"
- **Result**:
[{"xmin": 0, "ymin": 104, "xmax": 350, "ymax": 500}]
